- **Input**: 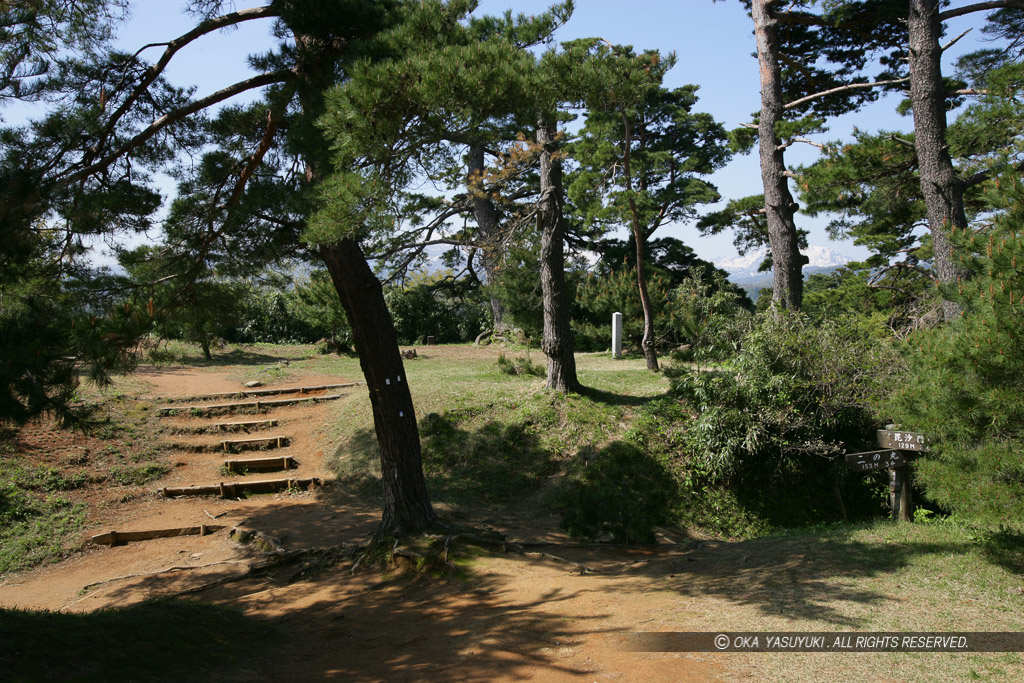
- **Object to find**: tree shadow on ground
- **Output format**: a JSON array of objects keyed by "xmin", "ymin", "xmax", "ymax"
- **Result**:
[
  {"xmin": 0, "ymin": 599, "xmax": 278, "ymax": 681},
  {"xmin": 145, "ymin": 347, "xmax": 296, "ymax": 369},
  {"xmin": 981, "ymin": 528, "xmax": 1024, "ymax": 576},
  {"xmin": 26, "ymin": 483, "xmax": 1013, "ymax": 680},
  {"xmin": 513, "ymin": 529, "xmax": 982, "ymax": 628},
  {"xmin": 332, "ymin": 413, "xmax": 560, "ymax": 509},
  {"xmin": 576, "ymin": 385, "xmax": 665, "ymax": 407},
  {"xmin": 58, "ymin": 541, "xmax": 607, "ymax": 681}
]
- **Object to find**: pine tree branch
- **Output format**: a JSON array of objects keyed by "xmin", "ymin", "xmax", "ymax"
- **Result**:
[
  {"xmin": 939, "ymin": 1, "xmax": 1024, "ymax": 21},
  {"xmin": 773, "ymin": 10, "xmax": 831, "ymax": 28},
  {"xmin": 100, "ymin": 6, "xmax": 280, "ymax": 157},
  {"xmin": 963, "ymin": 158, "xmax": 1024, "ymax": 188},
  {"xmin": 784, "ymin": 77, "xmax": 909, "ymax": 111},
  {"xmin": 941, "ymin": 27, "xmax": 972, "ymax": 52},
  {"xmin": 225, "ymin": 105, "xmax": 286, "ymax": 208},
  {"xmin": 778, "ymin": 137, "xmax": 828, "ymax": 151},
  {"xmin": 949, "ymin": 88, "xmax": 990, "ymax": 97},
  {"xmin": 887, "ymin": 133, "xmax": 916, "ymax": 149},
  {"xmin": 55, "ymin": 69, "xmax": 294, "ymax": 188}
]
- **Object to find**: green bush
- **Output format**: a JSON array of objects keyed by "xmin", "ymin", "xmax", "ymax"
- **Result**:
[
  {"xmin": 665, "ymin": 267, "xmax": 753, "ymax": 365},
  {"xmin": 574, "ymin": 267, "xmax": 672, "ymax": 352},
  {"xmin": 885, "ymin": 171, "xmax": 1024, "ymax": 527},
  {"xmin": 574, "ymin": 265, "xmax": 751, "ymax": 359},
  {"xmin": 231, "ymin": 283, "xmax": 321, "ymax": 344},
  {"xmin": 665, "ymin": 311, "xmax": 898, "ymax": 529},
  {"xmin": 559, "ymin": 441, "xmax": 676, "ymax": 543},
  {"xmin": 386, "ymin": 271, "xmax": 489, "ymax": 345},
  {"xmin": 495, "ymin": 353, "xmax": 544, "ymax": 377}
]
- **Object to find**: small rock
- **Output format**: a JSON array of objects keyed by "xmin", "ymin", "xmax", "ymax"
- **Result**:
[{"xmin": 245, "ymin": 380, "xmax": 264, "ymax": 388}]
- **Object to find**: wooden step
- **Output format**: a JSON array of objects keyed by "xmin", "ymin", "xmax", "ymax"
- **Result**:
[
  {"xmin": 163, "ymin": 383, "xmax": 360, "ymax": 403},
  {"xmin": 221, "ymin": 435, "xmax": 289, "ymax": 452},
  {"xmin": 166, "ymin": 434, "xmax": 289, "ymax": 453},
  {"xmin": 163, "ymin": 418, "xmax": 280, "ymax": 435},
  {"xmin": 158, "ymin": 477, "xmax": 323, "ymax": 499},
  {"xmin": 223, "ymin": 455, "xmax": 296, "ymax": 473},
  {"xmin": 157, "ymin": 393, "xmax": 343, "ymax": 417},
  {"xmin": 214, "ymin": 418, "xmax": 278, "ymax": 431},
  {"xmin": 91, "ymin": 525, "xmax": 225, "ymax": 546}
]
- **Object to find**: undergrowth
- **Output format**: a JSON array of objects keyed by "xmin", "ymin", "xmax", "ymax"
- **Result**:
[
  {"xmin": 0, "ymin": 394, "xmax": 171, "ymax": 575},
  {"xmin": 495, "ymin": 353, "xmax": 545, "ymax": 377}
]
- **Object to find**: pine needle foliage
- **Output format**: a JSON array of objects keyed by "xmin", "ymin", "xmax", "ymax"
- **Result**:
[{"xmin": 886, "ymin": 170, "xmax": 1024, "ymax": 527}]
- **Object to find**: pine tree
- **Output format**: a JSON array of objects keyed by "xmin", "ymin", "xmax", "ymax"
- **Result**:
[
  {"xmin": 568, "ymin": 46, "xmax": 729, "ymax": 371},
  {"xmin": 1, "ymin": 0, "xmax": 575, "ymax": 534},
  {"xmin": 704, "ymin": 0, "xmax": 906, "ymax": 309},
  {"xmin": 794, "ymin": 4, "xmax": 1024, "ymax": 316},
  {"xmin": 887, "ymin": 169, "xmax": 1024, "ymax": 525}
]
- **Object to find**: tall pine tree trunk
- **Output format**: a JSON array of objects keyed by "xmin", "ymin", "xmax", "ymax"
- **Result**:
[
  {"xmin": 618, "ymin": 112, "xmax": 659, "ymax": 371},
  {"xmin": 320, "ymin": 240, "xmax": 439, "ymax": 536},
  {"xmin": 752, "ymin": 0, "xmax": 808, "ymax": 310},
  {"xmin": 632, "ymin": 227, "xmax": 659, "ymax": 370},
  {"xmin": 466, "ymin": 144, "xmax": 507, "ymax": 331},
  {"xmin": 294, "ymin": 32, "xmax": 437, "ymax": 536},
  {"xmin": 908, "ymin": 0, "xmax": 969, "ymax": 321},
  {"xmin": 536, "ymin": 114, "xmax": 580, "ymax": 393}
]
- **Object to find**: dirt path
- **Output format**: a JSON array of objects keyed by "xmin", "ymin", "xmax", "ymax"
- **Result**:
[
  {"xmin": 0, "ymin": 366, "xmax": 370, "ymax": 611},
  {"xmin": 0, "ymin": 359, "xmax": 736, "ymax": 680},
  {"xmin": 12, "ymin": 351, "xmax": 1019, "ymax": 681}
]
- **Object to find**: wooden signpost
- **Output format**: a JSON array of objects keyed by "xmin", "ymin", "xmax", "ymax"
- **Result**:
[{"xmin": 844, "ymin": 428, "xmax": 929, "ymax": 522}]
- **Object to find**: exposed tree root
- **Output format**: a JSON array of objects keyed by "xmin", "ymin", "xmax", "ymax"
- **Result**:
[
  {"xmin": 60, "ymin": 525, "xmax": 688, "ymax": 611},
  {"xmin": 60, "ymin": 560, "xmax": 253, "ymax": 611}
]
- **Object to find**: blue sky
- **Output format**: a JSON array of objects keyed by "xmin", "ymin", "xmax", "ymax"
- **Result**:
[{"xmin": 104, "ymin": 1, "xmax": 995, "ymax": 264}]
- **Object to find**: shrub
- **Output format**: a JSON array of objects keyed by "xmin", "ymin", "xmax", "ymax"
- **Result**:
[
  {"xmin": 574, "ymin": 265, "xmax": 751, "ymax": 359},
  {"xmin": 559, "ymin": 441, "xmax": 676, "ymax": 543},
  {"xmin": 386, "ymin": 271, "xmax": 489, "ymax": 344},
  {"xmin": 885, "ymin": 171, "xmax": 1024, "ymax": 527},
  {"xmin": 665, "ymin": 311, "xmax": 898, "ymax": 528},
  {"xmin": 495, "ymin": 353, "xmax": 545, "ymax": 377}
]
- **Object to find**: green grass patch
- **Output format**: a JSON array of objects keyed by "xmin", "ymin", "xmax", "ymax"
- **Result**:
[
  {"xmin": 1, "ymin": 394, "xmax": 172, "ymax": 575},
  {"xmin": 1, "ymin": 463, "xmax": 87, "ymax": 492},
  {"xmin": 109, "ymin": 463, "xmax": 171, "ymax": 486},
  {"xmin": 738, "ymin": 520, "xmax": 1024, "ymax": 682},
  {"xmin": 0, "ymin": 599, "xmax": 277, "ymax": 682},
  {"xmin": 328, "ymin": 348, "xmax": 671, "ymax": 513},
  {"xmin": 0, "ymin": 486, "xmax": 86, "ymax": 574}
]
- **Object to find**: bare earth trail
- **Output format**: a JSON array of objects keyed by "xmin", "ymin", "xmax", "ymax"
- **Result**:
[
  {"xmin": 0, "ymin": 355, "xmax": 735, "ymax": 681},
  {"xmin": 4, "ymin": 349, "xmax": 1020, "ymax": 681}
]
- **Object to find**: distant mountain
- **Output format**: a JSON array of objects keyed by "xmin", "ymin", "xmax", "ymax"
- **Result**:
[
  {"xmin": 719, "ymin": 245, "xmax": 850, "ymax": 280},
  {"xmin": 719, "ymin": 245, "xmax": 852, "ymax": 301}
]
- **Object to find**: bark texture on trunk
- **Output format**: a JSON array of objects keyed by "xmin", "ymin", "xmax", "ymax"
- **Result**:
[
  {"xmin": 536, "ymin": 115, "xmax": 580, "ymax": 393},
  {"xmin": 633, "ymin": 227, "xmax": 659, "ymax": 371},
  {"xmin": 466, "ymin": 144, "xmax": 507, "ymax": 330},
  {"xmin": 617, "ymin": 111, "xmax": 660, "ymax": 371},
  {"xmin": 292, "ymin": 33, "xmax": 436, "ymax": 537},
  {"xmin": 753, "ymin": 0, "xmax": 808, "ymax": 310},
  {"xmin": 908, "ymin": 0, "xmax": 969, "ymax": 320},
  {"xmin": 321, "ymin": 240, "xmax": 439, "ymax": 536}
]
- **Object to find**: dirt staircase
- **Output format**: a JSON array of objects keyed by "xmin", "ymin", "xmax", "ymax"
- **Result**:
[{"xmin": 152, "ymin": 383, "xmax": 359, "ymax": 500}]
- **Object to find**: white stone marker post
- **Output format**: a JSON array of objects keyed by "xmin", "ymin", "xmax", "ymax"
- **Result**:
[{"xmin": 612, "ymin": 311, "xmax": 623, "ymax": 359}]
